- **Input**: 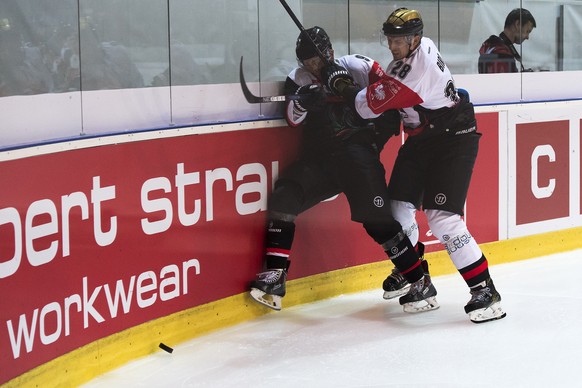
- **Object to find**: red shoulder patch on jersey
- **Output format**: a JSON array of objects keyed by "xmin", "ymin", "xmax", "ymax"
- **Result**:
[
  {"xmin": 369, "ymin": 61, "xmax": 387, "ymax": 84},
  {"xmin": 366, "ymin": 77, "xmax": 423, "ymax": 114}
]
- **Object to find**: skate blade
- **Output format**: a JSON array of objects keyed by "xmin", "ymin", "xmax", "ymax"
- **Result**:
[
  {"xmin": 468, "ymin": 302, "xmax": 506, "ymax": 323},
  {"xmin": 402, "ymin": 296, "xmax": 440, "ymax": 313},
  {"xmin": 383, "ymin": 285, "xmax": 410, "ymax": 300},
  {"xmin": 249, "ymin": 288, "xmax": 283, "ymax": 311}
]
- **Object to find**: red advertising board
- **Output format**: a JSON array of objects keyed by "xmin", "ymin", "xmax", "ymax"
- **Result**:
[
  {"xmin": 466, "ymin": 112, "xmax": 499, "ymax": 243},
  {"xmin": 516, "ymin": 120, "xmax": 570, "ymax": 224},
  {"xmin": 0, "ymin": 114, "xmax": 500, "ymax": 384},
  {"xmin": 0, "ymin": 127, "xmax": 302, "ymax": 382}
]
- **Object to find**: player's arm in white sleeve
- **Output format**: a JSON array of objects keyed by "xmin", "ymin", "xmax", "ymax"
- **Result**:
[
  {"xmin": 339, "ymin": 54, "xmax": 384, "ymax": 88},
  {"xmin": 284, "ymin": 68, "xmax": 319, "ymax": 127},
  {"xmin": 283, "ymin": 76, "xmax": 306, "ymax": 127}
]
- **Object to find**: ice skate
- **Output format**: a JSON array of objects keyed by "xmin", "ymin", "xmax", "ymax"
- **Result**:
[
  {"xmin": 382, "ymin": 267, "xmax": 410, "ymax": 299},
  {"xmin": 383, "ymin": 259, "xmax": 429, "ymax": 300},
  {"xmin": 399, "ymin": 273, "xmax": 439, "ymax": 313},
  {"xmin": 249, "ymin": 269, "xmax": 287, "ymax": 311},
  {"xmin": 464, "ymin": 278, "xmax": 506, "ymax": 323}
]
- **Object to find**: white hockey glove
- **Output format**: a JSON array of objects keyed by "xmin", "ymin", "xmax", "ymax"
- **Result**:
[{"xmin": 321, "ymin": 64, "xmax": 354, "ymax": 95}]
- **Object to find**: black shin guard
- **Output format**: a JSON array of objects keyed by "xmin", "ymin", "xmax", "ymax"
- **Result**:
[
  {"xmin": 459, "ymin": 254, "xmax": 490, "ymax": 288},
  {"xmin": 265, "ymin": 216, "xmax": 295, "ymax": 270},
  {"xmin": 382, "ymin": 231, "xmax": 424, "ymax": 283}
]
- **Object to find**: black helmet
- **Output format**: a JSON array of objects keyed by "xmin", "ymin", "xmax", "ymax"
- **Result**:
[
  {"xmin": 296, "ymin": 26, "xmax": 332, "ymax": 61},
  {"xmin": 382, "ymin": 8, "xmax": 423, "ymax": 37}
]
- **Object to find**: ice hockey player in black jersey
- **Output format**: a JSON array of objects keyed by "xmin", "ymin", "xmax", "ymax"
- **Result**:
[
  {"xmin": 322, "ymin": 8, "xmax": 506, "ymax": 323},
  {"xmin": 249, "ymin": 26, "xmax": 435, "ymax": 313}
]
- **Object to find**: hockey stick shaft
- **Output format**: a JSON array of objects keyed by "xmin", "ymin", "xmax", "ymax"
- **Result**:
[
  {"xmin": 239, "ymin": 1, "xmax": 331, "ymax": 104},
  {"xmin": 278, "ymin": 0, "xmax": 306, "ymax": 34},
  {"xmin": 278, "ymin": 0, "xmax": 331, "ymax": 65}
]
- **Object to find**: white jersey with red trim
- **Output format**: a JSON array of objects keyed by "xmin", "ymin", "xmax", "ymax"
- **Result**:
[
  {"xmin": 286, "ymin": 54, "xmax": 387, "ymax": 127},
  {"xmin": 354, "ymin": 37, "xmax": 458, "ymax": 131}
]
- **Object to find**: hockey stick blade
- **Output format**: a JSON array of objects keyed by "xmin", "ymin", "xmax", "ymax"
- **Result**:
[{"xmin": 239, "ymin": 56, "xmax": 301, "ymax": 104}]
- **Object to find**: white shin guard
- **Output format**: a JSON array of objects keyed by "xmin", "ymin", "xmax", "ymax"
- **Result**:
[
  {"xmin": 425, "ymin": 209, "xmax": 483, "ymax": 270},
  {"xmin": 390, "ymin": 200, "xmax": 420, "ymax": 246}
]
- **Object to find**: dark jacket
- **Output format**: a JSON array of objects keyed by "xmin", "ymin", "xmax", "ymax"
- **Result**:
[{"xmin": 478, "ymin": 33, "xmax": 519, "ymax": 74}]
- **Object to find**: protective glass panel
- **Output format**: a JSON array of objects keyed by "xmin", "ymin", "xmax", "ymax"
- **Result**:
[
  {"xmin": 0, "ymin": 0, "xmax": 580, "ymax": 151},
  {"xmin": 78, "ymin": 0, "xmax": 171, "ymax": 136},
  {"xmin": 0, "ymin": 0, "xmax": 83, "ymax": 148},
  {"xmin": 561, "ymin": 4, "xmax": 582, "ymax": 71}
]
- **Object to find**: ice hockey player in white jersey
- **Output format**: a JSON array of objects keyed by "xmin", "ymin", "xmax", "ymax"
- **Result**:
[
  {"xmin": 322, "ymin": 8, "xmax": 506, "ymax": 323},
  {"xmin": 249, "ymin": 26, "xmax": 434, "ymax": 312}
]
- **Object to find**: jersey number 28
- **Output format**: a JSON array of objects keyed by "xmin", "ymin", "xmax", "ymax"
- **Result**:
[{"xmin": 390, "ymin": 61, "xmax": 411, "ymax": 79}]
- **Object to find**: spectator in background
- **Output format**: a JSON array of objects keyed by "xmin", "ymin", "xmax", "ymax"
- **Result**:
[
  {"xmin": 0, "ymin": 17, "xmax": 54, "ymax": 96},
  {"xmin": 151, "ymin": 41, "xmax": 210, "ymax": 86},
  {"xmin": 53, "ymin": 17, "xmax": 144, "ymax": 91},
  {"xmin": 478, "ymin": 8, "xmax": 536, "ymax": 73}
]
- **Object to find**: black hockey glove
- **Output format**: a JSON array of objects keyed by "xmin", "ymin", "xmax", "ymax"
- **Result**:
[
  {"xmin": 294, "ymin": 84, "xmax": 326, "ymax": 112},
  {"xmin": 373, "ymin": 110, "xmax": 401, "ymax": 152},
  {"xmin": 321, "ymin": 64, "xmax": 354, "ymax": 95}
]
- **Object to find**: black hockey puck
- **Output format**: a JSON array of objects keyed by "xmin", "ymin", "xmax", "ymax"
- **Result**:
[{"xmin": 159, "ymin": 342, "xmax": 174, "ymax": 353}]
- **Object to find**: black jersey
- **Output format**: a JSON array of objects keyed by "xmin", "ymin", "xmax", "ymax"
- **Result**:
[{"xmin": 284, "ymin": 54, "xmax": 387, "ymax": 152}]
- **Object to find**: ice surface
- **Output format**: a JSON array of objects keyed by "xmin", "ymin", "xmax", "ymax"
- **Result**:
[{"xmin": 84, "ymin": 249, "xmax": 582, "ymax": 387}]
